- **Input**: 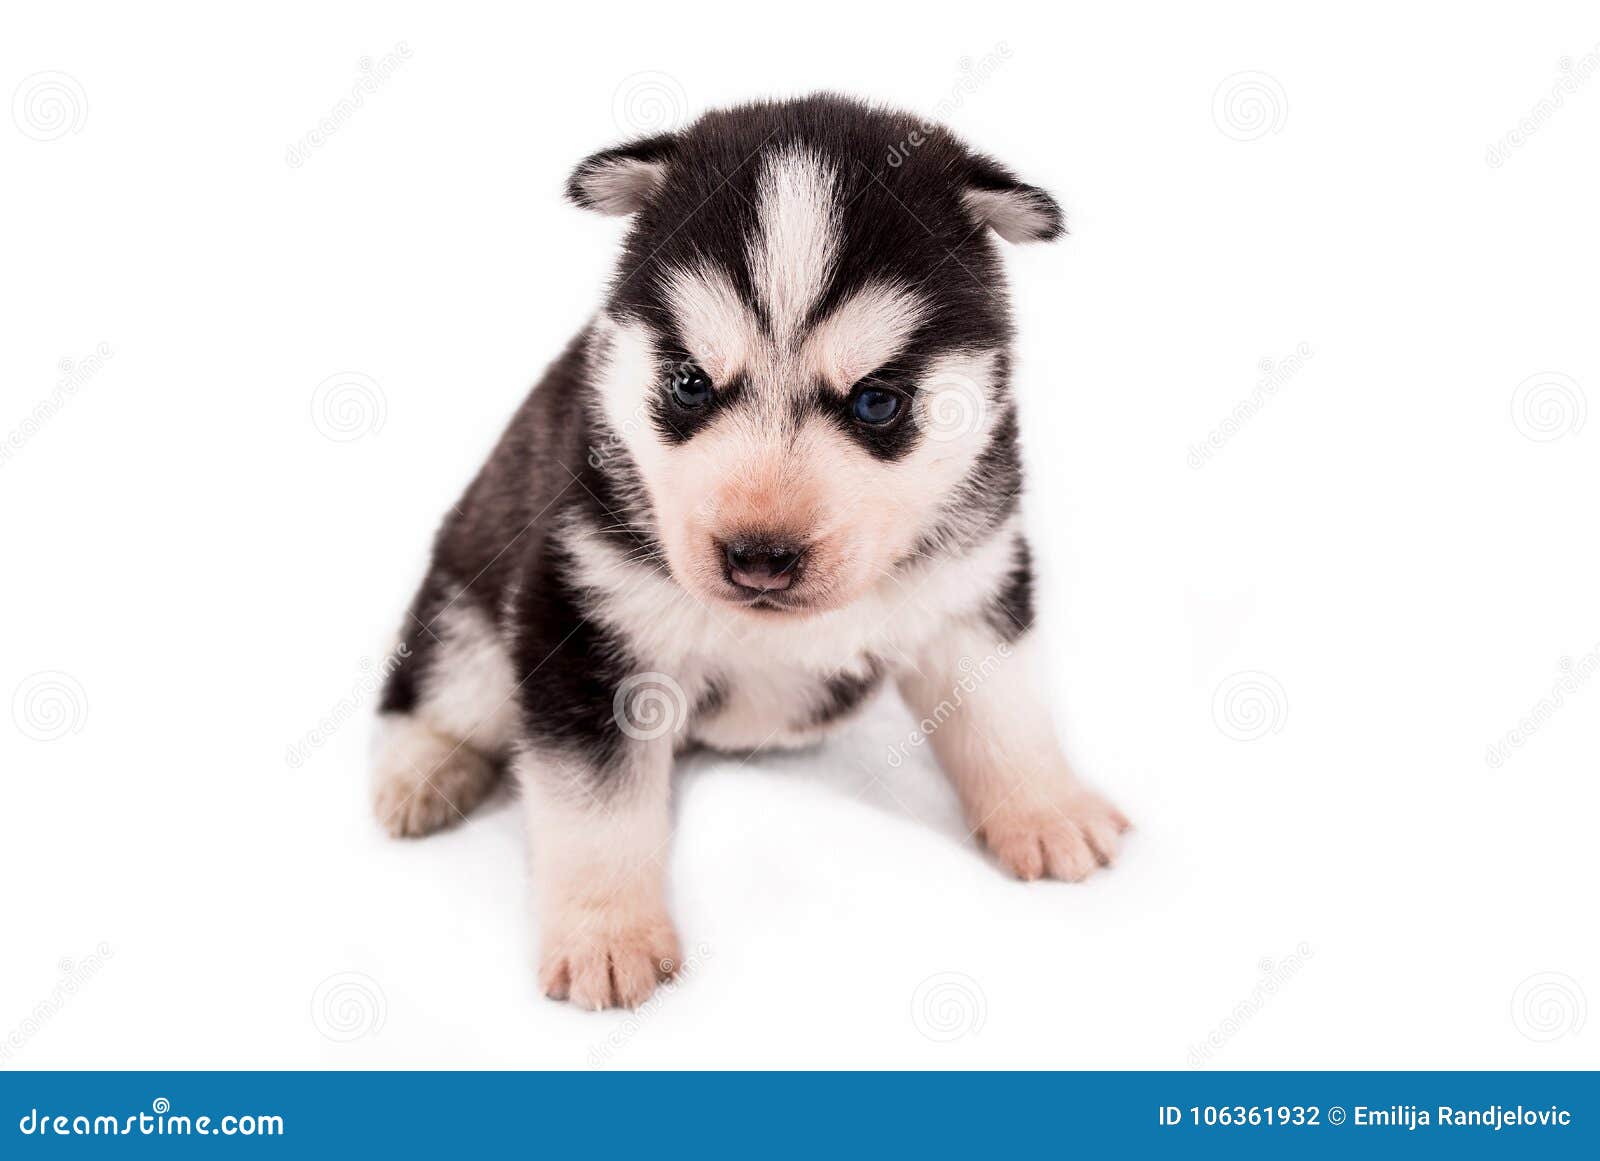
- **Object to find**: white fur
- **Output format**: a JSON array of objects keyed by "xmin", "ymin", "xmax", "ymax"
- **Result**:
[
  {"xmin": 418, "ymin": 598, "xmax": 522, "ymax": 753},
  {"xmin": 899, "ymin": 627, "xmax": 1128, "ymax": 881},
  {"xmin": 517, "ymin": 742, "xmax": 680, "ymax": 1009},
  {"xmin": 661, "ymin": 263, "xmax": 761, "ymax": 383},
  {"xmin": 803, "ymin": 281, "xmax": 928, "ymax": 391},
  {"xmin": 747, "ymin": 147, "xmax": 841, "ymax": 346},
  {"xmin": 961, "ymin": 187, "xmax": 1056, "ymax": 243},
  {"xmin": 575, "ymin": 158, "xmax": 666, "ymax": 215}
]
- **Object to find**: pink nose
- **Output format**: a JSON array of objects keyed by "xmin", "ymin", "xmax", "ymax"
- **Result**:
[{"xmin": 722, "ymin": 539, "xmax": 805, "ymax": 592}]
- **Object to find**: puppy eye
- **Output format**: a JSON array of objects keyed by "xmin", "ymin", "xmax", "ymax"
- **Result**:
[
  {"xmin": 850, "ymin": 386, "xmax": 902, "ymax": 425},
  {"xmin": 667, "ymin": 362, "xmax": 713, "ymax": 408}
]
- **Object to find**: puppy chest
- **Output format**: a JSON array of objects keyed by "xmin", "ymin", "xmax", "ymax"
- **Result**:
[{"xmin": 688, "ymin": 656, "xmax": 884, "ymax": 752}]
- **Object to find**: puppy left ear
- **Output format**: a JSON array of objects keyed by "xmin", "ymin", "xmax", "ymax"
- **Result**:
[
  {"xmin": 961, "ymin": 156, "xmax": 1064, "ymax": 244},
  {"xmin": 565, "ymin": 133, "xmax": 677, "ymax": 215}
]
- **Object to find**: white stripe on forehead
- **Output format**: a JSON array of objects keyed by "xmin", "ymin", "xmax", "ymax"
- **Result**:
[{"xmin": 748, "ymin": 146, "xmax": 841, "ymax": 347}]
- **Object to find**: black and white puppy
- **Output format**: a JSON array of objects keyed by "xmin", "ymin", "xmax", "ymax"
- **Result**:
[{"xmin": 373, "ymin": 94, "xmax": 1129, "ymax": 1009}]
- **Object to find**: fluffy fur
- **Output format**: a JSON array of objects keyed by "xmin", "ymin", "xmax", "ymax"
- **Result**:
[{"xmin": 373, "ymin": 94, "xmax": 1128, "ymax": 1009}]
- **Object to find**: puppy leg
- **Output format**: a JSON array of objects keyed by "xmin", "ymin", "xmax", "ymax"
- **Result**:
[
  {"xmin": 372, "ymin": 587, "xmax": 519, "ymax": 838},
  {"xmin": 519, "ymin": 741, "xmax": 680, "ymax": 1010},
  {"xmin": 898, "ymin": 623, "xmax": 1129, "ymax": 881}
]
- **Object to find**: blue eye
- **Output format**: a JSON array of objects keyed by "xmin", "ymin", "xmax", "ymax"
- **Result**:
[
  {"xmin": 668, "ymin": 363, "xmax": 712, "ymax": 408},
  {"xmin": 852, "ymin": 387, "xmax": 901, "ymax": 425}
]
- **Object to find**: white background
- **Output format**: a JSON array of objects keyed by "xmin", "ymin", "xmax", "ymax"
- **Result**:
[{"xmin": 3, "ymin": 1, "xmax": 1596, "ymax": 1069}]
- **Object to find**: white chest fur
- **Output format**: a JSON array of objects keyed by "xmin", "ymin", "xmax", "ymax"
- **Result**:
[{"xmin": 561, "ymin": 514, "xmax": 1022, "ymax": 750}]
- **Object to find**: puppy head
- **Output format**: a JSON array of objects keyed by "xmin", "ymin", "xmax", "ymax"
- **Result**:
[{"xmin": 571, "ymin": 95, "xmax": 1061, "ymax": 614}]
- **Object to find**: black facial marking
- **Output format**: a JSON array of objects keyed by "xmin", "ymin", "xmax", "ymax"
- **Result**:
[
  {"xmin": 802, "ymin": 356, "xmax": 929, "ymax": 462},
  {"xmin": 649, "ymin": 358, "xmax": 747, "ymax": 446}
]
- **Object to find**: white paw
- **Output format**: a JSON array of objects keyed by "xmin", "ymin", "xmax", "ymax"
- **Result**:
[
  {"xmin": 975, "ymin": 790, "xmax": 1130, "ymax": 882},
  {"xmin": 370, "ymin": 715, "xmax": 499, "ymax": 838},
  {"xmin": 538, "ymin": 906, "xmax": 681, "ymax": 1010}
]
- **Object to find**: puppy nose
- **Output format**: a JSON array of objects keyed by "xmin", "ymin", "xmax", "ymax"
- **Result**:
[{"xmin": 722, "ymin": 538, "xmax": 805, "ymax": 592}]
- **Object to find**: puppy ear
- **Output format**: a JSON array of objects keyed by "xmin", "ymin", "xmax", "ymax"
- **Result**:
[
  {"xmin": 565, "ymin": 134, "xmax": 677, "ymax": 215},
  {"xmin": 961, "ymin": 155, "xmax": 1064, "ymax": 244}
]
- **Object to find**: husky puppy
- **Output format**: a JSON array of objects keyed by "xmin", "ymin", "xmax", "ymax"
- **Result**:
[{"xmin": 373, "ymin": 94, "xmax": 1129, "ymax": 1009}]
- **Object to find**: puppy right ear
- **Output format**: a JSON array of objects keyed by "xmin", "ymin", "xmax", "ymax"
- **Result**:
[{"xmin": 565, "ymin": 134, "xmax": 677, "ymax": 215}]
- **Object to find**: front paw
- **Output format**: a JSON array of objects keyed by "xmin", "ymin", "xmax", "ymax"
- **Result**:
[
  {"xmin": 976, "ymin": 790, "xmax": 1130, "ymax": 882},
  {"xmin": 538, "ymin": 904, "xmax": 681, "ymax": 1010}
]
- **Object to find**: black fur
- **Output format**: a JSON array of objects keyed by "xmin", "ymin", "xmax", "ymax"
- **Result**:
[{"xmin": 805, "ymin": 659, "xmax": 886, "ymax": 729}]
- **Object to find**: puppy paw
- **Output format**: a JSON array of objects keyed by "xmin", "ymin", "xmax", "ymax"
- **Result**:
[
  {"xmin": 976, "ymin": 790, "xmax": 1130, "ymax": 882},
  {"xmin": 371, "ymin": 715, "xmax": 499, "ymax": 838},
  {"xmin": 539, "ymin": 907, "xmax": 681, "ymax": 1010}
]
